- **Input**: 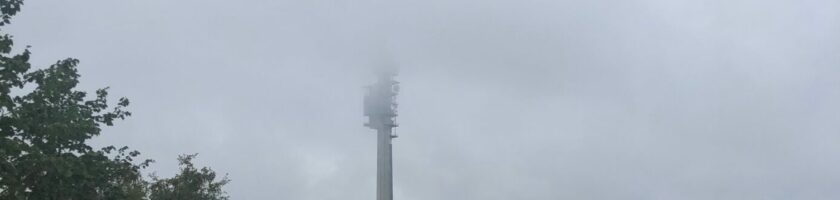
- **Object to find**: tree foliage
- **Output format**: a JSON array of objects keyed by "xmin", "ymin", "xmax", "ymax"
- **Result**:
[
  {"xmin": 0, "ymin": 1, "xmax": 230, "ymax": 199},
  {"xmin": 149, "ymin": 154, "xmax": 230, "ymax": 200},
  {"xmin": 0, "ymin": 1, "xmax": 153, "ymax": 199}
]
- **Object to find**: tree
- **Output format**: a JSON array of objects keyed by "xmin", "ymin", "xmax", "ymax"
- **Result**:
[
  {"xmin": 149, "ymin": 154, "xmax": 230, "ymax": 200},
  {"xmin": 0, "ymin": 0, "xmax": 151, "ymax": 199},
  {"xmin": 1, "ymin": 2, "xmax": 231, "ymax": 199}
]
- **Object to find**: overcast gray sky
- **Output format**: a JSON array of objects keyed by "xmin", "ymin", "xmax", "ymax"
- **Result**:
[{"xmin": 6, "ymin": 0, "xmax": 840, "ymax": 199}]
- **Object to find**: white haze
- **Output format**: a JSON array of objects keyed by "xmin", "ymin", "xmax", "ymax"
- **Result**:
[{"xmin": 6, "ymin": 0, "xmax": 840, "ymax": 199}]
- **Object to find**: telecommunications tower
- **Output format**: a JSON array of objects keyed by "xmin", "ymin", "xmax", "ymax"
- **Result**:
[{"xmin": 364, "ymin": 69, "xmax": 399, "ymax": 200}]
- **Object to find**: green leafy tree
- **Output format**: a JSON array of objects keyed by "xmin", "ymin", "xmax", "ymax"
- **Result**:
[
  {"xmin": 0, "ymin": 0, "xmax": 152, "ymax": 199},
  {"xmin": 1, "ymin": 2, "xmax": 231, "ymax": 199},
  {"xmin": 149, "ymin": 154, "xmax": 230, "ymax": 200}
]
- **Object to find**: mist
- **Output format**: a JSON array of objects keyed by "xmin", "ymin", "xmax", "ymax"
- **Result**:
[{"xmin": 6, "ymin": 0, "xmax": 840, "ymax": 199}]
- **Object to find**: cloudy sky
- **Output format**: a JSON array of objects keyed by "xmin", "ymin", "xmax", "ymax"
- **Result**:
[{"xmin": 6, "ymin": 0, "xmax": 840, "ymax": 199}]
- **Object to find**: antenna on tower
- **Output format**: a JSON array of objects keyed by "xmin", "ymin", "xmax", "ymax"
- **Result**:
[{"xmin": 364, "ymin": 70, "xmax": 399, "ymax": 130}]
